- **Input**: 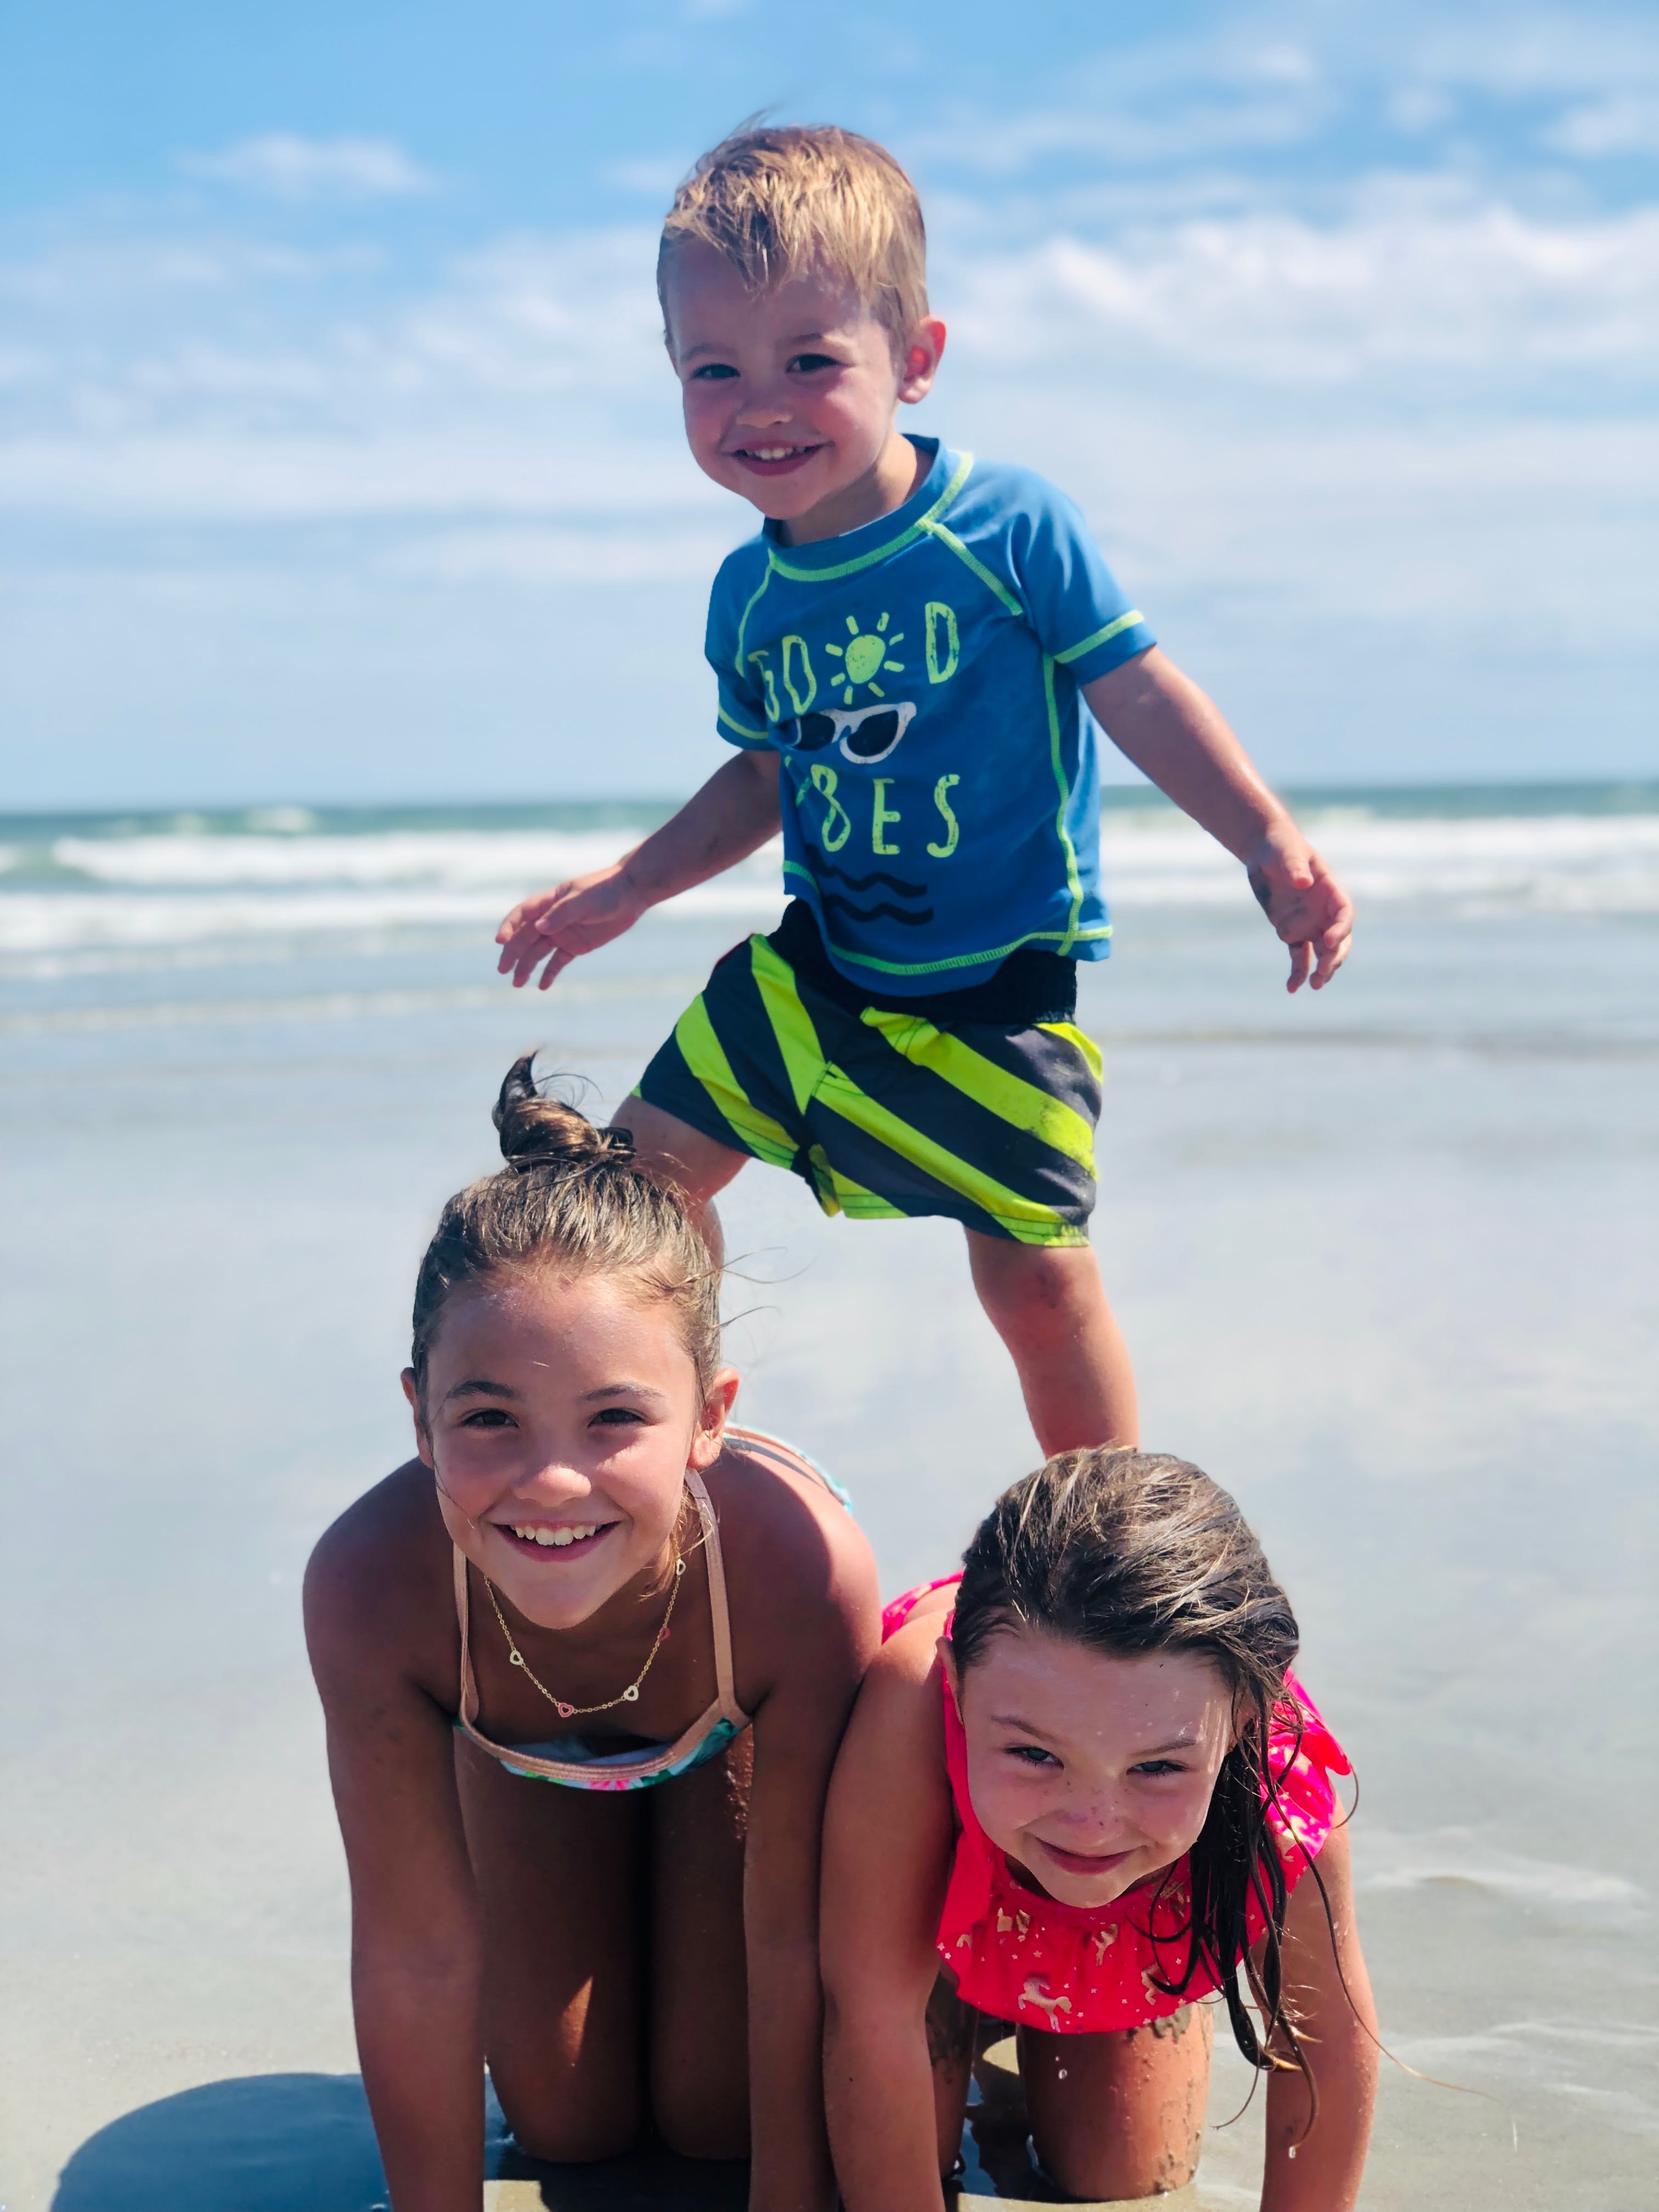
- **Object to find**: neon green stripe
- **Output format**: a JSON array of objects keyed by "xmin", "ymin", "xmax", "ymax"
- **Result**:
[
  {"xmin": 747, "ymin": 936, "xmax": 828, "ymax": 1114},
  {"xmin": 1040, "ymin": 1020, "xmax": 1104, "ymax": 1084},
  {"xmin": 718, "ymin": 704, "xmax": 769, "ymax": 742},
  {"xmin": 859, "ymin": 1008, "xmax": 1097, "ymax": 1172},
  {"xmin": 673, "ymin": 998, "xmax": 797, "ymax": 1166},
  {"xmin": 1053, "ymin": 610, "xmax": 1145, "ymax": 665},
  {"xmin": 919, "ymin": 518, "xmax": 1024, "ymax": 617},
  {"xmin": 1043, "ymin": 654, "xmax": 1085, "ymax": 956},
  {"xmin": 733, "ymin": 563, "xmax": 775, "ymax": 672},
  {"xmin": 815, "ymin": 1064, "xmax": 1076, "ymax": 1243},
  {"xmin": 766, "ymin": 453, "xmax": 974, "ymax": 583}
]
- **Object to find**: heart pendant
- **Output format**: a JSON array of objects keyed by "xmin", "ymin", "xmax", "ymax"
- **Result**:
[{"xmin": 555, "ymin": 1701, "xmax": 575, "ymax": 1719}]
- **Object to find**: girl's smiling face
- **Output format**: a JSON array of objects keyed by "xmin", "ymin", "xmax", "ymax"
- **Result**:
[
  {"xmin": 403, "ymin": 1266, "xmax": 736, "ymax": 1632},
  {"xmin": 946, "ymin": 1626, "xmax": 1235, "ymax": 1910}
]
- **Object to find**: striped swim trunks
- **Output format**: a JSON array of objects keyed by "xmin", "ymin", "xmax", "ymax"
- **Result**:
[{"xmin": 635, "ymin": 930, "xmax": 1102, "ymax": 1246}]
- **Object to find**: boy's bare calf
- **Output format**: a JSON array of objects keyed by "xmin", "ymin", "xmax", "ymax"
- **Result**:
[{"xmin": 615, "ymin": 1100, "xmax": 1137, "ymax": 1455}]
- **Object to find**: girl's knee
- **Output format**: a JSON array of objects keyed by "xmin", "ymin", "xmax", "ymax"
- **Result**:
[
  {"xmin": 493, "ymin": 2074, "xmax": 645, "ymax": 2165},
  {"xmin": 653, "ymin": 2078, "xmax": 749, "ymax": 2162}
]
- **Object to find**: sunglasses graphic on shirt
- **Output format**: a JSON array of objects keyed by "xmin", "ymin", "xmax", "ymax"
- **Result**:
[{"xmin": 775, "ymin": 701, "xmax": 916, "ymax": 765}]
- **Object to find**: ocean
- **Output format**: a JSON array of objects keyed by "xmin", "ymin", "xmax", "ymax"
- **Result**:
[{"xmin": 3, "ymin": 782, "xmax": 1656, "ymax": 2209}]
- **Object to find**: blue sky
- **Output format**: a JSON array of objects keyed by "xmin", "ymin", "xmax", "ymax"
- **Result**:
[{"xmin": 2, "ymin": 0, "xmax": 1655, "ymax": 806}]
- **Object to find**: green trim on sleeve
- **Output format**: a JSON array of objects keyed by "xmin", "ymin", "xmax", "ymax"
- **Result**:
[
  {"xmin": 718, "ymin": 705, "xmax": 770, "ymax": 743},
  {"xmin": 918, "ymin": 517, "xmax": 1024, "ymax": 618},
  {"xmin": 1053, "ymin": 609, "xmax": 1147, "ymax": 666}
]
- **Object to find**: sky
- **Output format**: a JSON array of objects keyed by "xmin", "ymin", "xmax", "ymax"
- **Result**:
[{"xmin": 1, "ymin": 0, "xmax": 1656, "ymax": 808}]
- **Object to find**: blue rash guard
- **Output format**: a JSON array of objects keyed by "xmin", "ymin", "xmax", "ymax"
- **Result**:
[{"xmin": 706, "ymin": 436, "xmax": 1155, "ymax": 998}]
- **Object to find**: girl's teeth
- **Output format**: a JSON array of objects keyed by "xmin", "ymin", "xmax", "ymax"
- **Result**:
[{"xmin": 510, "ymin": 1523, "xmax": 599, "ymax": 1548}]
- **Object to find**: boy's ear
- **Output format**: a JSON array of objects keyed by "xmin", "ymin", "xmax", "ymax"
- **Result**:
[
  {"xmin": 400, "ymin": 1367, "xmax": 435, "ymax": 1469},
  {"xmin": 898, "ymin": 316, "xmax": 946, "ymax": 406}
]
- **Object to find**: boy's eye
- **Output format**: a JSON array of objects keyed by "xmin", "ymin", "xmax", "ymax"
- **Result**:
[
  {"xmin": 788, "ymin": 351, "xmax": 839, "ymax": 374},
  {"xmin": 691, "ymin": 362, "xmax": 738, "ymax": 380}
]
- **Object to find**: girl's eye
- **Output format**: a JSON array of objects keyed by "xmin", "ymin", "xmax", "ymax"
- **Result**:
[
  {"xmin": 1006, "ymin": 1743, "xmax": 1060, "ymax": 1769},
  {"xmin": 788, "ymin": 351, "xmax": 839, "ymax": 373},
  {"xmin": 691, "ymin": 362, "xmax": 738, "ymax": 380},
  {"xmin": 591, "ymin": 1406, "xmax": 645, "ymax": 1427},
  {"xmin": 1131, "ymin": 1759, "xmax": 1186, "ymax": 1778},
  {"xmin": 460, "ymin": 1408, "xmax": 515, "ymax": 1430}
]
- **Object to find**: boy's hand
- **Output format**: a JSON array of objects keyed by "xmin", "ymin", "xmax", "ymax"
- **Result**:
[
  {"xmin": 1244, "ymin": 825, "xmax": 1353, "ymax": 992},
  {"xmin": 496, "ymin": 863, "xmax": 647, "ymax": 990}
]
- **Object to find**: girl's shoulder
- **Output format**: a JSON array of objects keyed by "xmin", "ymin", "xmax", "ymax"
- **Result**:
[
  {"xmin": 303, "ymin": 1460, "xmax": 458, "ymax": 1706},
  {"xmin": 703, "ymin": 1429, "xmax": 881, "ymax": 1697}
]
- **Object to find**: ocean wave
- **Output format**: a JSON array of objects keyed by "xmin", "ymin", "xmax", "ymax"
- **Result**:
[
  {"xmin": 1357, "ymin": 1827, "xmax": 1645, "ymax": 1912},
  {"xmin": 2, "ymin": 811, "xmax": 1657, "ymax": 955}
]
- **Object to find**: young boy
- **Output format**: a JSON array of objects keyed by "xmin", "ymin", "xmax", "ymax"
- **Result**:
[{"xmin": 496, "ymin": 126, "xmax": 1352, "ymax": 1457}]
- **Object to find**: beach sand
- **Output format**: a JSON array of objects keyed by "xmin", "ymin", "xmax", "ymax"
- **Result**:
[{"xmin": 3, "ymin": 885, "xmax": 1655, "ymax": 2209}]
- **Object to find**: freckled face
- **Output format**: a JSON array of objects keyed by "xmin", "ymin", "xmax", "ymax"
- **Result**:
[
  {"xmin": 403, "ymin": 1268, "xmax": 731, "ymax": 1632},
  {"xmin": 663, "ymin": 240, "xmax": 941, "ymax": 537},
  {"xmin": 950, "ymin": 1628, "xmax": 1234, "ymax": 1910}
]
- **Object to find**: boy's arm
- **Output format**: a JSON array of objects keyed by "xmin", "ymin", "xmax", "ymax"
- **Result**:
[
  {"xmin": 1084, "ymin": 648, "xmax": 1353, "ymax": 991},
  {"xmin": 496, "ymin": 748, "xmax": 782, "ymax": 990}
]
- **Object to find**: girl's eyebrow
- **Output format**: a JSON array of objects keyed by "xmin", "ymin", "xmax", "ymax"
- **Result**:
[
  {"xmin": 443, "ymin": 1377, "xmax": 518, "ymax": 1404},
  {"xmin": 580, "ymin": 1381, "xmax": 670, "ymax": 1404}
]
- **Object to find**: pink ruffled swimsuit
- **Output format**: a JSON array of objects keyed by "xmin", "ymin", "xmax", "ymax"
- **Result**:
[{"xmin": 882, "ymin": 1578, "xmax": 1351, "ymax": 2035}]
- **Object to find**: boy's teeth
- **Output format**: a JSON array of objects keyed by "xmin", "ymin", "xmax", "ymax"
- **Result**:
[
  {"xmin": 510, "ymin": 1523, "xmax": 599, "ymax": 1548},
  {"xmin": 751, "ymin": 446, "xmax": 797, "ymax": 459}
]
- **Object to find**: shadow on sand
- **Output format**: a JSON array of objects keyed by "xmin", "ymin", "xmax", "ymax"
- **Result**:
[{"xmin": 51, "ymin": 2073, "xmax": 748, "ymax": 2211}]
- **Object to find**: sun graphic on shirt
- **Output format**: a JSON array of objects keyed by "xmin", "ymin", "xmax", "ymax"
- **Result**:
[{"xmin": 825, "ymin": 610, "xmax": 906, "ymax": 704}]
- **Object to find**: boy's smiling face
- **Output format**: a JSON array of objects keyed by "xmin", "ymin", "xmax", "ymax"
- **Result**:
[{"xmin": 663, "ymin": 239, "xmax": 945, "ymax": 545}]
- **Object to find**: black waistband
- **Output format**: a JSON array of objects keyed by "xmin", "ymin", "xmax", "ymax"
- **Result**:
[{"xmin": 768, "ymin": 901, "xmax": 1077, "ymax": 1027}]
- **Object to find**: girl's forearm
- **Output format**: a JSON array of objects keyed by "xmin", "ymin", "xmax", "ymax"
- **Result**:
[
  {"xmin": 620, "ymin": 752, "xmax": 782, "ymax": 909},
  {"xmin": 1260, "ymin": 2036, "xmax": 1378, "ymax": 2212},
  {"xmin": 746, "ymin": 1937, "xmax": 836, "ymax": 2212},
  {"xmin": 823, "ymin": 2001, "xmax": 949, "ymax": 2212},
  {"xmin": 353, "ymin": 1957, "xmax": 484, "ymax": 2212}
]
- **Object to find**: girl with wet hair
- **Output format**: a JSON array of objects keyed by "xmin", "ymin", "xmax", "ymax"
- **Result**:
[
  {"xmin": 822, "ymin": 1450, "xmax": 1378, "ymax": 2209},
  {"xmin": 306, "ymin": 1056, "xmax": 879, "ymax": 2212}
]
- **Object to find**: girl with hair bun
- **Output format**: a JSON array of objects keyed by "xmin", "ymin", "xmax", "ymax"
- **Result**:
[
  {"xmin": 306, "ymin": 1056, "xmax": 879, "ymax": 2211},
  {"xmin": 822, "ymin": 1450, "xmax": 1378, "ymax": 2210}
]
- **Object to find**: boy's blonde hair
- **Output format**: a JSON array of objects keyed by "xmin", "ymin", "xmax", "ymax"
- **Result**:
[{"xmin": 658, "ymin": 123, "xmax": 928, "ymax": 356}]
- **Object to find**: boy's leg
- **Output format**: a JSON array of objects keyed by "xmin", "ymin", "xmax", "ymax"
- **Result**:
[
  {"xmin": 610, "ymin": 1099, "xmax": 751, "ymax": 1263},
  {"xmin": 965, "ymin": 1232, "xmax": 1139, "ymax": 1455}
]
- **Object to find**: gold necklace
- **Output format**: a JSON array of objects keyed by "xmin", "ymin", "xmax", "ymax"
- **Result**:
[{"xmin": 483, "ymin": 1542, "xmax": 685, "ymax": 1721}]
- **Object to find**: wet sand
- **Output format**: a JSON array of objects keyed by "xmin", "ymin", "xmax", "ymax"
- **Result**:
[{"xmin": 3, "ymin": 899, "xmax": 1655, "ymax": 2209}]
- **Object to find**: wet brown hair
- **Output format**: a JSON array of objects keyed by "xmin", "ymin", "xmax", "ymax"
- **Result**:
[
  {"xmin": 410, "ymin": 1056, "xmax": 721, "ymax": 1408},
  {"xmin": 658, "ymin": 122, "xmax": 928, "ymax": 356},
  {"xmin": 954, "ymin": 1449, "xmax": 1324, "ymax": 2090}
]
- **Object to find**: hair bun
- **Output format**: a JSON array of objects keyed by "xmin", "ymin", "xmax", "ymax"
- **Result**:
[{"xmin": 493, "ymin": 1053, "xmax": 629, "ymax": 1173}]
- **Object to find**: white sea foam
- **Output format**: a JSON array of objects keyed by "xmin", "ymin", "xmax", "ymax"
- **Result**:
[
  {"xmin": 4, "ymin": 811, "xmax": 1657, "ymax": 957},
  {"xmin": 1357, "ymin": 1827, "xmax": 1646, "ymax": 1912}
]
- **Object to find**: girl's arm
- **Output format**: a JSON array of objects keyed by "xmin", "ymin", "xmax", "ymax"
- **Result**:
[
  {"xmin": 304, "ymin": 1511, "xmax": 484, "ymax": 2212},
  {"xmin": 741, "ymin": 1512, "xmax": 882, "ymax": 2212},
  {"xmin": 820, "ymin": 1623, "xmax": 961, "ymax": 2212},
  {"xmin": 1260, "ymin": 1819, "xmax": 1379, "ymax": 2212}
]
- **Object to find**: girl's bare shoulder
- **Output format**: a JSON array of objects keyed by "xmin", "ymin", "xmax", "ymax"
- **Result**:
[
  {"xmin": 703, "ymin": 1431, "xmax": 881, "ymax": 1677},
  {"xmin": 303, "ymin": 1459, "xmax": 456, "ymax": 1699}
]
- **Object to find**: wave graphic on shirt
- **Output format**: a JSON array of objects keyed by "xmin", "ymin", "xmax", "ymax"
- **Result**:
[{"xmin": 798, "ymin": 840, "xmax": 934, "ymax": 928}]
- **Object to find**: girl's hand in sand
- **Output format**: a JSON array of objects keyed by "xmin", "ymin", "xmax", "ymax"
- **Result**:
[
  {"xmin": 496, "ymin": 864, "xmax": 647, "ymax": 990},
  {"xmin": 1244, "ymin": 825, "xmax": 1355, "ymax": 993}
]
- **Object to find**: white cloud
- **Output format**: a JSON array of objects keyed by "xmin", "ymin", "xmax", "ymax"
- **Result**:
[
  {"xmin": 942, "ymin": 185, "xmax": 1659, "ymax": 383},
  {"xmin": 180, "ymin": 134, "xmax": 438, "ymax": 202},
  {"xmin": 1547, "ymin": 94, "xmax": 1659, "ymax": 157}
]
